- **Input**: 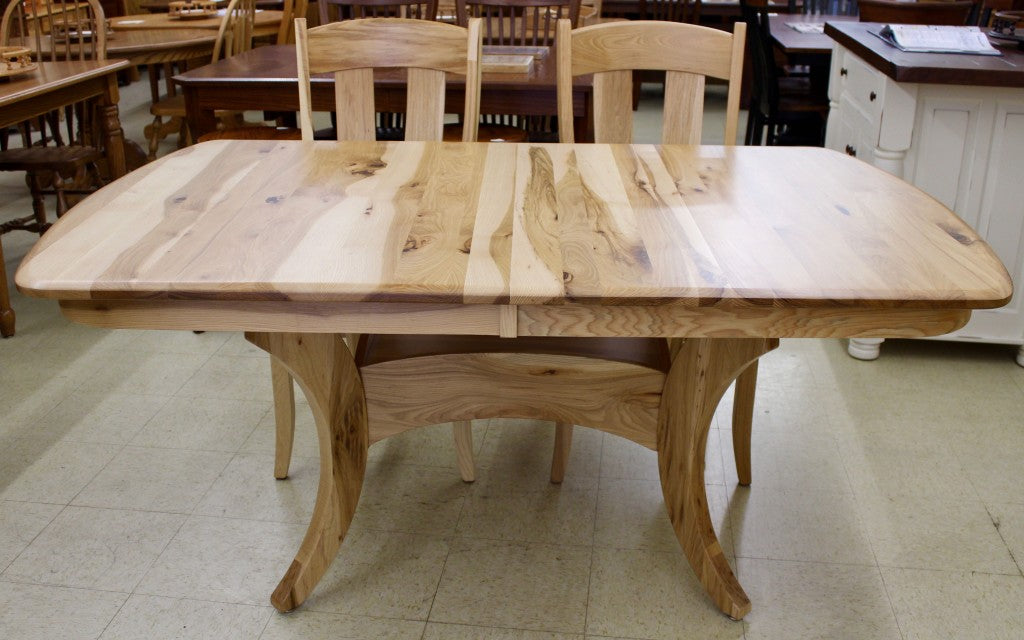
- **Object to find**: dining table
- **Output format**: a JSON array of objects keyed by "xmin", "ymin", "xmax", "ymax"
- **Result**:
[
  {"xmin": 112, "ymin": 9, "xmax": 283, "ymax": 37},
  {"xmin": 173, "ymin": 43, "xmax": 595, "ymax": 141},
  {"xmin": 15, "ymin": 139, "xmax": 1012, "ymax": 618},
  {"xmin": 0, "ymin": 58, "xmax": 131, "ymax": 339}
]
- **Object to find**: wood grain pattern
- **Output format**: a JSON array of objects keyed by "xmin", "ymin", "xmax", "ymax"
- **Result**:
[{"xmin": 18, "ymin": 141, "xmax": 1011, "ymax": 313}]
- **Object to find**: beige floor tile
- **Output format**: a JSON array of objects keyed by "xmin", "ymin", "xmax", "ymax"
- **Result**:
[
  {"xmin": 0, "ymin": 439, "xmax": 121, "ymax": 504},
  {"xmin": 593, "ymin": 480, "xmax": 735, "ymax": 558},
  {"xmin": 987, "ymin": 502, "xmax": 1024, "ymax": 572},
  {"xmin": 99, "ymin": 594, "xmax": 271, "ymax": 640},
  {"xmin": 0, "ymin": 376, "xmax": 83, "ymax": 437},
  {"xmin": 456, "ymin": 483, "xmax": 596, "ymax": 546},
  {"xmin": 0, "ymin": 581, "xmax": 127, "ymax": 640},
  {"xmin": 369, "ymin": 421, "xmax": 489, "ymax": 471},
  {"xmin": 260, "ymin": 610, "xmax": 425, "ymax": 639},
  {"xmin": 25, "ymin": 392, "xmax": 170, "ymax": 445},
  {"xmin": 129, "ymin": 397, "xmax": 270, "ymax": 452},
  {"xmin": 585, "ymin": 547, "xmax": 743, "ymax": 640},
  {"xmin": 0, "ymin": 501, "xmax": 62, "ymax": 571},
  {"xmin": 120, "ymin": 330, "xmax": 231, "ymax": 356},
  {"xmin": 356, "ymin": 463, "xmax": 471, "ymax": 536},
  {"xmin": 599, "ymin": 433, "xmax": 658, "ymax": 482},
  {"xmin": 241, "ymin": 401, "xmax": 320, "ymax": 460},
  {"xmin": 882, "ymin": 567, "xmax": 1024, "ymax": 640},
  {"xmin": 76, "ymin": 350, "xmax": 212, "ymax": 397},
  {"xmin": 430, "ymin": 538, "xmax": 590, "ymax": 633},
  {"xmin": 723, "ymin": 428, "xmax": 851, "ymax": 494},
  {"xmin": 136, "ymin": 515, "xmax": 306, "ymax": 605},
  {"xmin": 952, "ymin": 429, "xmax": 1024, "ymax": 506},
  {"xmin": 474, "ymin": 420, "xmax": 602, "ymax": 488},
  {"xmin": 298, "ymin": 529, "xmax": 450, "ymax": 619},
  {"xmin": 3, "ymin": 506, "xmax": 184, "ymax": 591},
  {"xmin": 729, "ymin": 486, "xmax": 875, "ymax": 566},
  {"xmin": 72, "ymin": 446, "xmax": 233, "ymax": 513},
  {"xmin": 175, "ymin": 355, "xmax": 274, "ymax": 401},
  {"xmin": 737, "ymin": 558, "xmax": 901, "ymax": 640},
  {"xmin": 216, "ymin": 332, "xmax": 269, "ymax": 358},
  {"xmin": 837, "ymin": 434, "xmax": 978, "ymax": 504},
  {"xmin": 194, "ymin": 452, "xmax": 318, "ymax": 524},
  {"xmin": 423, "ymin": 623, "xmax": 583, "ymax": 639},
  {"xmin": 859, "ymin": 494, "xmax": 1018, "ymax": 574}
]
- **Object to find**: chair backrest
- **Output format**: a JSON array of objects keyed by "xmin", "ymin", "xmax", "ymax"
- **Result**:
[
  {"xmin": 295, "ymin": 17, "xmax": 482, "ymax": 141},
  {"xmin": 457, "ymin": 0, "xmax": 581, "ymax": 46},
  {"xmin": 1, "ymin": 0, "xmax": 107, "ymax": 61},
  {"xmin": 212, "ymin": 0, "xmax": 255, "ymax": 61},
  {"xmin": 319, "ymin": 0, "xmax": 438, "ymax": 25},
  {"xmin": 277, "ymin": 0, "xmax": 311, "ymax": 44},
  {"xmin": 555, "ymin": 19, "xmax": 744, "ymax": 144},
  {"xmin": 858, "ymin": 0, "xmax": 976, "ymax": 25},
  {"xmin": 641, "ymin": 0, "xmax": 700, "ymax": 22}
]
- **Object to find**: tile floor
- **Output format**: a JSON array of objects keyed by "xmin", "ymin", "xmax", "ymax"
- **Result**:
[{"xmin": 1, "ymin": 75, "xmax": 1023, "ymax": 639}]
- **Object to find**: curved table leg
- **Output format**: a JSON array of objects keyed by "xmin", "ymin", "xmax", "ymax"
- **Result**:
[
  {"xmin": 657, "ymin": 338, "xmax": 777, "ymax": 620},
  {"xmin": 453, "ymin": 421, "xmax": 475, "ymax": 482},
  {"xmin": 247, "ymin": 332, "xmax": 368, "ymax": 613},
  {"xmin": 730, "ymin": 361, "xmax": 758, "ymax": 487},
  {"xmin": 550, "ymin": 422, "xmax": 573, "ymax": 484},
  {"xmin": 271, "ymin": 357, "xmax": 296, "ymax": 480}
]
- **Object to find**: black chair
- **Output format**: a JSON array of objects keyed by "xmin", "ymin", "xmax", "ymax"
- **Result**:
[{"xmin": 741, "ymin": 0, "xmax": 829, "ymax": 146}]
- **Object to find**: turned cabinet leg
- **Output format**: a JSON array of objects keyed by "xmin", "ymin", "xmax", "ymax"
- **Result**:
[
  {"xmin": 731, "ymin": 361, "xmax": 758, "ymax": 487},
  {"xmin": 848, "ymin": 338, "xmax": 884, "ymax": 361},
  {"xmin": 657, "ymin": 337, "xmax": 778, "ymax": 620},
  {"xmin": 247, "ymin": 332, "xmax": 368, "ymax": 613},
  {"xmin": 550, "ymin": 422, "xmax": 573, "ymax": 484},
  {"xmin": 271, "ymin": 357, "xmax": 296, "ymax": 480},
  {"xmin": 453, "ymin": 421, "xmax": 475, "ymax": 483}
]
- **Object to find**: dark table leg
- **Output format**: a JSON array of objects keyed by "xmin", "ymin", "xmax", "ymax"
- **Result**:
[{"xmin": 0, "ymin": 239, "xmax": 14, "ymax": 338}]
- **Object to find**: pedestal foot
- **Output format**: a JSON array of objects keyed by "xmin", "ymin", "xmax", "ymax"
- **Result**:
[
  {"xmin": 247, "ymin": 332, "xmax": 368, "ymax": 613},
  {"xmin": 658, "ymin": 337, "xmax": 777, "ymax": 620}
]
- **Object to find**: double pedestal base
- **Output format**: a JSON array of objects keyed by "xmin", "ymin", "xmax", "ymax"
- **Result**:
[{"xmin": 246, "ymin": 332, "xmax": 777, "ymax": 620}]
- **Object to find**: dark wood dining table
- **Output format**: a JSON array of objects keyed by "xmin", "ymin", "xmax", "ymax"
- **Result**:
[
  {"xmin": 174, "ymin": 44, "xmax": 595, "ymax": 141},
  {"xmin": 769, "ymin": 13, "xmax": 855, "ymax": 56},
  {"xmin": 0, "ymin": 58, "xmax": 131, "ymax": 338}
]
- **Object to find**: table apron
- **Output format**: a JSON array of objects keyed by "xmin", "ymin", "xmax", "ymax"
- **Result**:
[
  {"xmin": 57, "ymin": 299, "xmax": 972, "ymax": 339},
  {"xmin": 0, "ymin": 78, "xmax": 109, "ymax": 129}
]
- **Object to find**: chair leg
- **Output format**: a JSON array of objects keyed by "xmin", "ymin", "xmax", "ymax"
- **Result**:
[
  {"xmin": 25, "ymin": 172, "xmax": 48, "ymax": 234},
  {"xmin": 0, "ymin": 239, "xmax": 14, "ymax": 338},
  {"xmin": 271, "ymin": 357, "xmax": 296, "ymax": 480},
  {"xmin": 549, "ymin": 422, "xmax": 573, "ymax": 484},
  {"xmin": 145, "ymin": 114, "xmax": 163, "ymax": 161},
  {"xmin": 453, "ymin": 421, "xmax": 475, "ymax": 483},
  {"xmin": 730, "ymin": 361, "xmax": 758, "ymax": 486}
]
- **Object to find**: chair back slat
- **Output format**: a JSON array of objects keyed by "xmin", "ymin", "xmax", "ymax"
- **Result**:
[
  {"xmin": 319, "ymin": 0, "xmax": 438, "ymax": 24},
  {"xmin": 556, "ymin": 19, "xmax": 744, "ymax": 144},
  {"xmin": 295, "ymin": 17, "xmax": 482, "ymax": 142},
  {"xmin": 457, "ymin": 0, "xmax": 580, "ymax": 45},
  {"xmin": 1, "ymin": 0, "xmax": 107, "ymax": 62},
  {"xmin": 212, "ymin": 0, "xmax": 255, "ymax": 61},
  {"xmin": 643, "ymin": 0, "xmax": 701, "ymax": 23}
]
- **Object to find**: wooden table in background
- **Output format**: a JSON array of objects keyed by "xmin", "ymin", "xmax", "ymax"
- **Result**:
[
  {"xmin": 0, "ymin": 58, "xmax": 131, "ymax": 338},
  {"xmin": 15, "ymin": 140, "xmax": 1011, "ymax": 616},
  {"xmin": 112, "ymin": 10, "xmax": 283, "ymax": 37},
  {"xmin": 174, "ymin": 44, "xmax": 595, "ymax": 141}
]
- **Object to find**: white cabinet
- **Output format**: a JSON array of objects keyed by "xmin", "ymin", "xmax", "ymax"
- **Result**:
[{"xmin": 826, "ymin": 44, "xmax": 1024, "ymax": 365}]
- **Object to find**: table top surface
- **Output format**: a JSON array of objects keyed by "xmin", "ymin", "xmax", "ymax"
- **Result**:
[
  {"xmin": 825, "ymin": 21, "xmax": 1024, "ymax": 87},
  {"xmin": 17, "ymin": 140, "xmax": 1011, "ymax": 310},
  {"xmin": 769, "ymin": 14, "xmax": 855, "ymax": 55},
  {"xmin": 0, "ymin": 59, "xmax": 131, "ymax": 111},
  {"xmin": 173, "ymin": 43, "xmax": 588, "ymax": 90},
  {"xmin": 112, "ymin": 10, "xmax": 282, "ymax": 30}
]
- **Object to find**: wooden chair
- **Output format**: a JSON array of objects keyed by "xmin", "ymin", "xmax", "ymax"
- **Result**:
[
  {"xmin": 347, "ymin": 19, "xmax": 754, "ymax": 497},
  {"xmin": 742, "ymin": 0, "xmax": 829, "ymax": 145},
  {"xmin": 858, "ymin": 0, "xmax": 977, "ymax": 24},
  {"xmin": 269, "ymin": 16, "xmax": 484, "ymax": 481},
  {"xmin": 453, "ymin": 0, "xmax": 581, "ymax": 141},
  {"xmin": 144, "ymin": 0, "xmax": 256, "ymax": 159},
  {"xmin": 318, "ymin": 0, "xmax": 438, "ymax": 24},
  {"xmin": 0, "ymin": 0, "xmax": 109, "ymax": 229},
  {"xmin": 278, "ymin": 0, "xmax": 312, "ymax": 44}
]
